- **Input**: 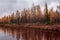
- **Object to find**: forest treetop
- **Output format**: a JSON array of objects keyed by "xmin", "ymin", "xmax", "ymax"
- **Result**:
[{"xmin": 0, "ymin": 3, "xmax": 60, "ymax": 24}]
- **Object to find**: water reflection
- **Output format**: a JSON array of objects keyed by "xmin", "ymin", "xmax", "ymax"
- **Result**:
[{"xmin": 0, "ymin": 27, "xmax": 60, "ymax": 40}]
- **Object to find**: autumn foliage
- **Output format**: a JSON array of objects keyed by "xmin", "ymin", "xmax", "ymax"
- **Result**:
[{"xmin": 0, "ymin": 3, "xmax": 60, "ymax": 25}]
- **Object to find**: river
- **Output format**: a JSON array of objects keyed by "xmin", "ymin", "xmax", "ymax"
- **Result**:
[{"xmin": 0, "ymin": 27, "xmax": 60, "ymax": 40}]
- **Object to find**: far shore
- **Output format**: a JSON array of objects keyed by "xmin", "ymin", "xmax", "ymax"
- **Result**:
[{"xmin": 0, "ymin": 23, "xmax": 60, "ymax": 31}]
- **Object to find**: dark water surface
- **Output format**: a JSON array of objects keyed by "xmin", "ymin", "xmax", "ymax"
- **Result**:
[{"xmin": 0, "ymin": 27, "xmax": 60, "ymax": 40}]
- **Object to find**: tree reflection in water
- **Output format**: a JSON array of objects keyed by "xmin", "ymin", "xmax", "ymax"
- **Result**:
[{"xmin": 0, "ymin": 27, "xmax": 60, "ymax": 40}]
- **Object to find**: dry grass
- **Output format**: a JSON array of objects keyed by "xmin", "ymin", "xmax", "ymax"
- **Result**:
[{"xmin": 0, "ymin": 23, "xmax": 60, "ymax": 31}]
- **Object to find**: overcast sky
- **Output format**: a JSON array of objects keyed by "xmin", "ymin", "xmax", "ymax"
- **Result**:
[{"xmin": 0, "ymin": 0, "xmax": 60, "ymax": 18}]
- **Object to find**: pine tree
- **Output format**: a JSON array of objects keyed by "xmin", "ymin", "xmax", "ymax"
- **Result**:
[
  {"xmin": 24, "ymin": 8, "xmax": 27, "ymax": 23},
  {"xmin": 11, "ymin": 12, "xmax": 15, "ymax": 23},
  {"xmin": 36, "ymin": 5, "xmax": 42, "ymax": 23},
  {"xmin": 56, "ymin": 5, "xmax": 60, "ymax": 23},
  {"xmin": 8, "ymin": 15, "xmax": 11, "ymax": 24},
  {"xmin": 31, "ymin": 3, "xmax": 37, "ymax": 23},
  {"xmin": 15, "ymin": 10, "xmax": 20, "ymax": 24},
  {"xmin": 25, "ymin": 8, "xmax": 30, "ymax": 23},
  {"xmin": 49, "ymin": 8, "xmax": 55, "ymax": 24},
  {"xmin": 44, "ymin": 3, "xmax": 50, "ymax": 24}
]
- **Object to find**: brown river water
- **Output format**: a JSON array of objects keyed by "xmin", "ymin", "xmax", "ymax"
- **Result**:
[{"xmin": 0, "ymin": 27, "xmax": 60, "ymax": 40}]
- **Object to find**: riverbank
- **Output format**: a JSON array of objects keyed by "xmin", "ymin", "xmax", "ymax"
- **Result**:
[{"xmin": 0, "ymin": 24, "xmax": 60, "ymax": 31}]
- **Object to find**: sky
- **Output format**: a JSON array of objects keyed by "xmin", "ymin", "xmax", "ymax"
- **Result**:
[{"xmin": 0, "ymin": 0, "xmax": 60, "ymax": 18}]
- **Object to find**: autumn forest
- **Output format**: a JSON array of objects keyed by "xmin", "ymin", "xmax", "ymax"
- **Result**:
[{"xmin": 0, "ymin": 3, "xmax": 60, "ymax": 25}]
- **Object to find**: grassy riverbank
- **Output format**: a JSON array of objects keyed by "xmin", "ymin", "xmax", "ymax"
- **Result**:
[{"xmin": 0, "ymin": 23, "xmax": 60, "ymax": 31}]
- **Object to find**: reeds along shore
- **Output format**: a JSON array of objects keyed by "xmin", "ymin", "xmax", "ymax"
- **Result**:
[{"xmin": 0, "ymin": 3, "xmax": 60, "ymax": 25}]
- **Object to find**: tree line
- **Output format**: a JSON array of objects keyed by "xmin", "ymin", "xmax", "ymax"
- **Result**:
[{"xmin": 0, "ymin": 3, "xmax": 60, "ymax": 24}]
